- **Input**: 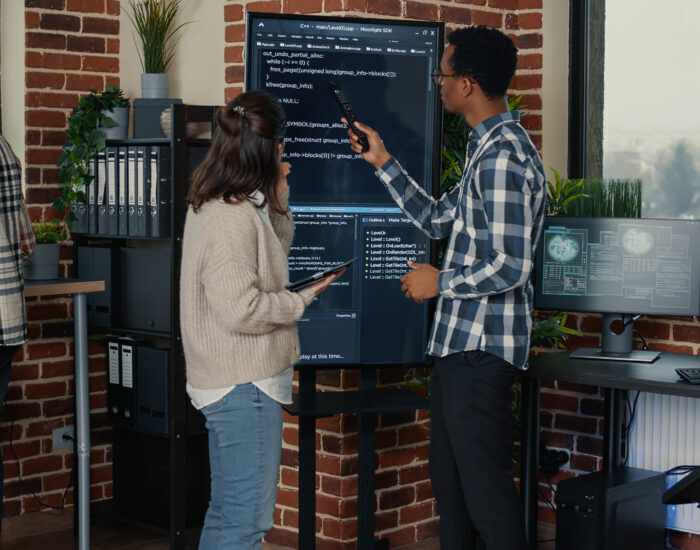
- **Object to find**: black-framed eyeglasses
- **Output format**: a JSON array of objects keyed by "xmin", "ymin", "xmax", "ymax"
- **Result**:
[{"xmin": 431, "ymin": 67, "xmax": 459, "ymax": 85}]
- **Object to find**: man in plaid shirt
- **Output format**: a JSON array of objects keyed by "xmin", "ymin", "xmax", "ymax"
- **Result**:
[
  {"xmin": 0, "ymin": 133, "xmax": 36, "ymax": 525},
  {"xmin": 346, "ymin": 26, "xmax": 546, "ymax": 550}
]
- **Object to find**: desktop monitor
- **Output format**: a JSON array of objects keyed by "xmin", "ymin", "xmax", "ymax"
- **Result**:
[
  {"xmin": 534, "ymin": 217, "xmax": 700, "ymax": 361},
  {"xmin": 245, "ymin": 13, "xmax": 444, "ymax": 365}
]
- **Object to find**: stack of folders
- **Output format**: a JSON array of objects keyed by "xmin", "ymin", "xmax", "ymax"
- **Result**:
[
  {"xmin": 72, "ymin": 145, "xmax": 172, "ymax": 238},
  {"xmin": 106, "ymin": 335, "xmax": 140, "ymax": 426},
  {"xmin": 105, "ymin": 336, "xmax": 204, "ymax": 433}
]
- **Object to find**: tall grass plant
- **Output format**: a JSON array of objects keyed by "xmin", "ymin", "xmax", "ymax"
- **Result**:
[
  {"xmin": 557, "ymin": 178, "xmax": 643, "ymax": 218},
  {"xmin": 126, "ymin": 0, "xmax": 188, "ymax": 74}
]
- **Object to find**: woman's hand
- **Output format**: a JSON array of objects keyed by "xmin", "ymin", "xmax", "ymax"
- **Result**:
[
  {"xmin": 309, "ymin": 268, "xmax": 346, "ymax": 296},
  {"xmin": 278, "ymin": 161, "xmax": 291, "ymax": 196},
  {"xmin": 342, "ymin": 119, "xmax": 391, "ymax": 170}
]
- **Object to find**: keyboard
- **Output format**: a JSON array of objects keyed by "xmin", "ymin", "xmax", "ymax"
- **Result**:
[{"xmin": 676, "ymin": 368, "xmax": 700, "ymax": 385}]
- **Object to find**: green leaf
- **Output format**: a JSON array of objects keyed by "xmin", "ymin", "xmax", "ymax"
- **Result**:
[{"xmin": 561, "ymin": 194, "xmax": 585, "ymax": 206}]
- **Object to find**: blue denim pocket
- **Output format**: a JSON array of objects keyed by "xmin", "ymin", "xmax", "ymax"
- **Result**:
[{"xmin": 200, "ymin": 392, "xmax": 229, "ymax": 415}]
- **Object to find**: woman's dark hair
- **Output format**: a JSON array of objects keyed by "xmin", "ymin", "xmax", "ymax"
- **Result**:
[
  {"xmin": 187, "ymin": 91, "xmax": 287, "ymax": 213},
  {"xmin": 447, "ymin": 26, "xmax": 518, "ymax": 99}
]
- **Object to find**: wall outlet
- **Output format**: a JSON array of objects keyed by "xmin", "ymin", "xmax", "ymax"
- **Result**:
[{"xmin": 52, "ymin": 426, "xmax": 74, "ymax": 450}]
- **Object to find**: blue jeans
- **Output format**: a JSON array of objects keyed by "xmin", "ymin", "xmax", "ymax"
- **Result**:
[{"xmin": 198, "ymin": 383, "xmax": 283, "ymax": 550}]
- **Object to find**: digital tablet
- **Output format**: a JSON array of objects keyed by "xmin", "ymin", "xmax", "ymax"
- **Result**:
[{"xmin": 287, "ymin": 257, "xmax": 356, "ymax": 292}]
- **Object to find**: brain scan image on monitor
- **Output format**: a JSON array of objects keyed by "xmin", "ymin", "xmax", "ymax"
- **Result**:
[
  {"xmin": 621, "ymin": 227, "xmax": 655, "ymax": 256},
  {"xmin": 547, "ymin": 233, "xmax": 580, "ymax": 263},
  {"xmin": 536, "ymin": 217, "xmax": 700, "ymax": 320}
]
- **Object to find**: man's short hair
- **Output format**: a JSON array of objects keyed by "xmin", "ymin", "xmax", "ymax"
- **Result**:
[{"xmin": 447, "ymin": 26, "xmax": 518, "ymax": 99}]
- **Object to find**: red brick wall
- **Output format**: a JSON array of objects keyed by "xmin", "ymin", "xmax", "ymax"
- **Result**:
[
  {"xmin": 225, "ymin": 1, "xmax": 545, "ymax": 547},
  {"xmin": 1, "ymin": 0, "xmax": 120, "ymax": 521}
]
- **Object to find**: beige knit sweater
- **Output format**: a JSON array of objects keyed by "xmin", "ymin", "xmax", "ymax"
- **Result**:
[{"xmin": 180, "ymin": 190, "xmax": 316, "ymax": 388}]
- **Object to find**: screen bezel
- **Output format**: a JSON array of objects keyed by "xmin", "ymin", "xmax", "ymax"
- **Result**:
[{"xmin": 534, "ymin": 216, "xmax": 700, "ymax": 317}]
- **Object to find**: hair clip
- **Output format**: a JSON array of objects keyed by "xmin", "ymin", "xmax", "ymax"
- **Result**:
[{"xmin": 232, "ymin": 105, "xmax": 245, "ymax": 115}]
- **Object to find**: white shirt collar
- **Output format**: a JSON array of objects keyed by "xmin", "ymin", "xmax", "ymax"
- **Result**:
[{"xmin": 250, "ymin": 189, "xmax": 266, "ymax": 208}]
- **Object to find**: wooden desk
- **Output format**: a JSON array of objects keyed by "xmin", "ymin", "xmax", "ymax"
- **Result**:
[
  {"xmin": 25, "ymin": 279, "xmax": 105, "ymax": 550},
  {"xmin": 520, "ymin": 351, "xmax": 700, "ymax": 550}
]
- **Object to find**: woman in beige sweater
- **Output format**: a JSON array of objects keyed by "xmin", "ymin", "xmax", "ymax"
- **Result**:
[{"xmin": 180, "ymin": 91, "xmax": 340, "ymax": 550}]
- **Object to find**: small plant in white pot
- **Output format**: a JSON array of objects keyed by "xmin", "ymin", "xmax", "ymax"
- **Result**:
[{"xmin": 126, "ymin": 0, "xmax": 189, "ymax": 99}]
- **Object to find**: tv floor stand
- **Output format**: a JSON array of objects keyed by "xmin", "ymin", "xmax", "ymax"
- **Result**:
[{"xmin": 283, "ymin": 366, "xmax": 429, "ymax": 550}]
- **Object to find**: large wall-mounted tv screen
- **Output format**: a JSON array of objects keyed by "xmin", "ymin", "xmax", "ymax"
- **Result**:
[{"xmin": 245, "ymin": 13, "xmax": 444, "ymax": 365}]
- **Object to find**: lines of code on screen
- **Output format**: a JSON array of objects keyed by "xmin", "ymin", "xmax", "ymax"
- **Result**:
[{"xmin": 246, "ymin": 14, "xmax": 443, "ymax": 365}]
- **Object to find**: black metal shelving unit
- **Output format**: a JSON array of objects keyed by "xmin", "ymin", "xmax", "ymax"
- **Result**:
[{"xmin": 73, "ymin": 104, "xmax": 218, "ymax": 550}]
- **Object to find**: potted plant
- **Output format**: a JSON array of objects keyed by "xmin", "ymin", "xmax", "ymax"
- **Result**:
[
  {"xmin": 53, "ymin": 85, "xmax": 130, "ymax": 236},
  {"xmin": 126, "ymin": 0, "xmax": 189, "ymax": 99},
  {"xmin": 102, "ymin": 88, "xmax": 131, "ymax": 140},
  {"xmin": 23, "ymin": 218, "xmax": 63, "ymax": 280}
]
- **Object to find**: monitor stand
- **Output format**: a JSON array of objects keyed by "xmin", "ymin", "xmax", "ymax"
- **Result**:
[{"xmin": 569, "ymin": 314, "xmax": 661, "ymax": 363}]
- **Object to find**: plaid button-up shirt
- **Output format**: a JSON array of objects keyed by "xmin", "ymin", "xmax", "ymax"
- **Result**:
[
  {"xmin": 376, "ymin": 110, "xmax": 546, "ymax": 369},
  {"xmin": 1, "ymin": 134, "xmax": 36, "ymax": 347}
]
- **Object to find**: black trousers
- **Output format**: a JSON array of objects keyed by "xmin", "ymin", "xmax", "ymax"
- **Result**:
[
  {"xmin": 0, "ymin": 344, "xmax": 20, "ymax": 528},
  {"xmin": 429, "ymin": 350, "xmax": 527, "ymax": 550}
]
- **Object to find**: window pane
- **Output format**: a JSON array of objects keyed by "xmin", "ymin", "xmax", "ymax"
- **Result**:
[{"xmin": 603, "ymin": 0, "xmax": 700, "ymax": 219}]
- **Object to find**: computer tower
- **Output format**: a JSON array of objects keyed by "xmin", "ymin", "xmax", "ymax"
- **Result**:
[{"xmin": 555, "ymin": 467, "xmax": 666, "ymax": 550}]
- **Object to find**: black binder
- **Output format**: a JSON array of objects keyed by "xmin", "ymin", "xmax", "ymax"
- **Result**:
[
  {"xmin": 118, "ymin": 148, "xmax": 128, "ymax": 236},
  {"xmin": 107, "ymin": 147, "xmax": 118, "ymax": 235},
  {"xmin": 135, "ymin": 344, "xmax": 170, "ymax": 433},
  {"xmin": 134, "ymin": 343, "xmax": 205, "ymax": 434},
  {"xmin": 136, "ymin": 147, "xmax": 147, "ymax": 236},
  {"xmin": 74, "ymin": 172, "xmax": 88, "ymax": 234},
  {"xmin": 118, "ymin": 336, "xmax": 137, "ymax": 425},
  {"xmin": 106, "ymin": 334, "xmax": 121, "ymax": 421},
  {"xmin": 149, "ymin": 146, "xmax": 172, "ymax": 237},
  {"xmin": 97, "ymin": 150, "xmax": 108, "ymax": 234}
]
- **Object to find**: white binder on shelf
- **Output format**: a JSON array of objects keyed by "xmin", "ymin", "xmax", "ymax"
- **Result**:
[
  {"xmin": 107, "ymin": 147, "xmax": 118, "ymax": 235},
  {"xmin": 127, "ymin": 147, "xmax": 138, "ymax": 236},
  {"xmin": 96, "ymin": 150, "xmax": 108, "ymax": 235},
  {"xmin": 87, "ymin": 155, "xmax": 97, "ymax": 235}
]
